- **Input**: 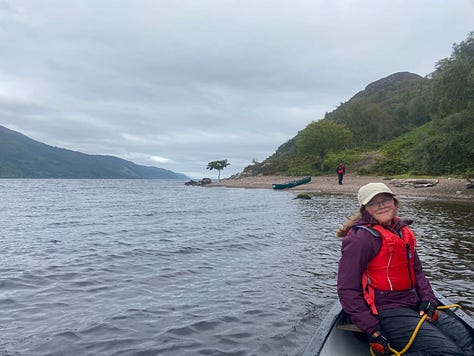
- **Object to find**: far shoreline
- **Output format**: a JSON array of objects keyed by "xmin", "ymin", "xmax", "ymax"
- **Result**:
[{"xmin": 206, "ymin": 174, "xmax": 474, "ymax": 202}]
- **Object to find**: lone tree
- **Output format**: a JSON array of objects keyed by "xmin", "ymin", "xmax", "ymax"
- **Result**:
[
  {"xmin": 206, "ymin": 159, "xmax": 230, "ymax": 181},
  {"xmin": 296, "ymin": 120, "xmax": 352, "ymax": 170}
]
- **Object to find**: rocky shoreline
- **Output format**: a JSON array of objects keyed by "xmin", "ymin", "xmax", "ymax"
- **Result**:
[{"xmin": 206, "ymin": 174, "xmax": 474, "ymax": 202}]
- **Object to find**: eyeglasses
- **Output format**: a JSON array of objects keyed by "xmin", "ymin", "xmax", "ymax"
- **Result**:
[{"xmin": 366, "ymin": 197, "xmax": 394, "ymax": 209}]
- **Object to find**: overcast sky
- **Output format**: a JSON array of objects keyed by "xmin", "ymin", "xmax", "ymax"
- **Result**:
[{"xmin": 0, "ymin": 1, "xmax": 472, "ymax": 178}]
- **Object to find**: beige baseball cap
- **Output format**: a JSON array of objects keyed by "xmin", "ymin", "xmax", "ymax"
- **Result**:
[{"xmin": 358, "ymin": 182, "xmax": 395, "ymax": 206}]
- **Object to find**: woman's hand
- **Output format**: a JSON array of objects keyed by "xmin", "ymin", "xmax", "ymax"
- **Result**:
[
  {"xmin": 369, "ymin": 331, "xmax": 390, "ymax": 354},
  {"xmin": 419, "ymin": 300, "xmax": 439, "ymax": 322}
]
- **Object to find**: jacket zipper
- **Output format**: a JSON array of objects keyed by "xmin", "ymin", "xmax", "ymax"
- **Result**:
[{"xmin": 386, "ymin": 253, "xmax": 393, "ymax": 290}]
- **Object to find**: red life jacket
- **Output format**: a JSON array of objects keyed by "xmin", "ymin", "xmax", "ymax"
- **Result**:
[
  {"xmin": 359, "ymin": 224, "xmax": 417, "ymax": 315},
  {"xmin": 337, "ymin": 165, "xmax": 344, "ymax": 174}
]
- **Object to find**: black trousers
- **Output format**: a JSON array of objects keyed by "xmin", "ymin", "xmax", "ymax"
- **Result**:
[
  {"xmin": 337, "ymin": 173, "xmax": 344, "ymax": 184},
  {"xmin": 378, "ymin": 308, "xmax": 474, "ymax": 355}
]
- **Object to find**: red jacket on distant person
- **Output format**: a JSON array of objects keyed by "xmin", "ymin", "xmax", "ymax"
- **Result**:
[{"xmin": 337, "ymin": 164, "xmax": 345, "ymax": 174}]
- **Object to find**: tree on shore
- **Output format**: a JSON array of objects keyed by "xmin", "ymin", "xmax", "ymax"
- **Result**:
[
  {"xmin": 296, "ymin": 120, "xmax": 352, "ymax": 170},
  {"xmin": 206, "ymin": 159, "xmax": 230, "ymax": 181}
]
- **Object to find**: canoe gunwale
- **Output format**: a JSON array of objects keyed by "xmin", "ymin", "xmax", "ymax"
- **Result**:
[
  {"xmin": 434, "ymin": 289, "xmax": 474, "ymax": 330},
  {"xmin": 302, "ymin": 300, "xmax": 342, "ymax": 356}
]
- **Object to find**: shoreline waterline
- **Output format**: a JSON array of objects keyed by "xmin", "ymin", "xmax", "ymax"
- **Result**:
[{"xmin": 207, "ymin": 174, "xmax": 474, "ymax": 202}]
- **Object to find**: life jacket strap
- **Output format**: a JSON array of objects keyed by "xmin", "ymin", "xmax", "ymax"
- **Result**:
[
  {"xmin": 354, "ymin": 225, "xmax": 381, "ymax": 238},
  {"xmin": 362, "ymin": 273, "xmax": 379, "ymax": 315}
]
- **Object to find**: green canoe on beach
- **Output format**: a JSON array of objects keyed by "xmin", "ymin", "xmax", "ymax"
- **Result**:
[{"xmin": 272, "ymin": 176, "xmax": 311, "ymax": 190}]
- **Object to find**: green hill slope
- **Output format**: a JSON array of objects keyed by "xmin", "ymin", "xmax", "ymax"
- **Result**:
[
  {"xmin": 242, "ymin": 32, "xmax": 474, "ymax": 177},
  {"xmin": 0, "ymin": 126, "xmax": 188, "ymax": 179}
]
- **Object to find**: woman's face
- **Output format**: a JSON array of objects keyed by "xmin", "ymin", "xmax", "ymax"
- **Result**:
[{"xmin": 365, "ymin": 193, "xmax": 396, "ymax": 224}]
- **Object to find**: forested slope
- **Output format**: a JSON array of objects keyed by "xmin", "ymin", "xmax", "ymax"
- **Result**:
[{"xmin": 244, "ymin": 32, "xmax": 473, "ymax": 177}]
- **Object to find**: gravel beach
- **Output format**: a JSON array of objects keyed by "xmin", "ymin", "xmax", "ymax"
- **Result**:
[{"xmin": 207, "ymin": 174, "xmax": 474, "ymax": 202}]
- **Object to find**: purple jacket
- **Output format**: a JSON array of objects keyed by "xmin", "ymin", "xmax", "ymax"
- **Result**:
[{"xmin": 337, "ymin": 210, "xmax": 437, "ymax": 334}]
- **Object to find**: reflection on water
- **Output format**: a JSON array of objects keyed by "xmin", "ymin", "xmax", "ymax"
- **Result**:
[
  {"xmin": 401, "ymin": 199, "xmax": 474, "ymax": 312},
  {"xmin": 0, "ymin": 180, "xmax": 472, "ymax": 355}
]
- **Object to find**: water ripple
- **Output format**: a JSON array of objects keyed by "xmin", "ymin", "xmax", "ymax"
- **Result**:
[{"xmin": 0, "ymin": 180, "xmax": 472, "ymax": 355}]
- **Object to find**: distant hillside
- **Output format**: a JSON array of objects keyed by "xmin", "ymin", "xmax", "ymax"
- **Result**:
[
  {"xmin": 265, "ymin": 71, "xmax": 430, "ymax": 162},
  {"xmin": 240, "ymin": 32, "xmax": 473, "ymax": 177},
  {"xmin": 0, "ymin": 125, "xmax": 189, "ymax": 179},
  {"xmin": 325, "ymin": 72, "xmax": 430, "ymax": 145}
]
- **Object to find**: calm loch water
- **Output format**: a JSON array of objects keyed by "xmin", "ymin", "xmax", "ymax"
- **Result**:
[{"xmin": 1, "ymin": 179, "xmax": 472, "ymax": 355}]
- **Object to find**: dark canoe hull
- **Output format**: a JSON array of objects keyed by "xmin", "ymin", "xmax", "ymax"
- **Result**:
[
  {"xmin": 272, "ymin": 176, "xmax": 311, "ymax": 190},
  {"xmin": 303, "ymin": 290, "xmax": 474, "ymax": 356}
]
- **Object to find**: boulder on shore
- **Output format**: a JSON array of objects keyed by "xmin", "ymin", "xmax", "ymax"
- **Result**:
[{"xmin": 185, "ymin": 178, "xmax": 212, "ymax": 186}]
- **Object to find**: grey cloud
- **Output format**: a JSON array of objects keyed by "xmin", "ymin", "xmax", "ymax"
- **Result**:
[{"xmin": 0, "ymin": 0, "xmax": 473, "ymax": 177}]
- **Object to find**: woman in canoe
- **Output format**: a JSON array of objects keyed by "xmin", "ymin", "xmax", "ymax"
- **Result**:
[{"xmin": 336, "ymin": 182, "xmax": 473, "ymax": 355}]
